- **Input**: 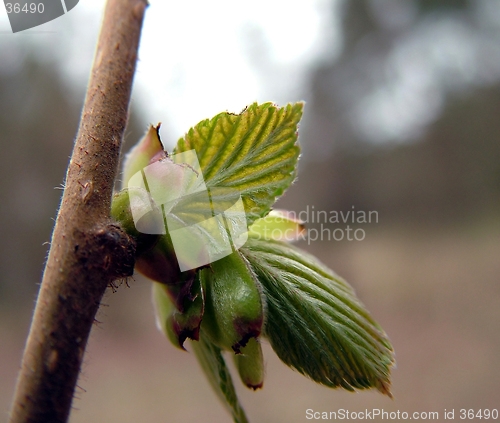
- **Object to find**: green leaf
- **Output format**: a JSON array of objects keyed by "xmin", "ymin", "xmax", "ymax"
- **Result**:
[
  {"xmin": 240, "ymin": 238, "xmax": 395, "ymax": 397},
  {"xmin": 174, "ymin": 102, "xmax": 302, "ymax": 226},
  {"xmin": 191, "ymin": 332, "xmax": 249, "ymax": 423}
]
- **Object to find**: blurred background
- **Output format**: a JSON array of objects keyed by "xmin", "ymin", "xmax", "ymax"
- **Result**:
[{"xmin": 1, "ymin": 1, "xmax": 499, "ymax": 422}]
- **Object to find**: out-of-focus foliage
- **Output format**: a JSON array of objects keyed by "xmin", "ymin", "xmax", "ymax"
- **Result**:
[
  {"xmin": 0, "ymin": 58, "xmax": 77, "ymax": 306},
  {"xmin": 282, "ymin": 0, "xmax": 500, "ymax": 227}
]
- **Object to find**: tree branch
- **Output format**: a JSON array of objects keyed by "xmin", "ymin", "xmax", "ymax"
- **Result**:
[{"xmin": 9, "ymin": 1, "xmax": 148, "ymax": 421}]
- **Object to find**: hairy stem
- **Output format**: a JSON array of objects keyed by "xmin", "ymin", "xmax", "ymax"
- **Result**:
[{"xmin": 9, "ymin": 1, "xmax": 148, "ymax": 421}]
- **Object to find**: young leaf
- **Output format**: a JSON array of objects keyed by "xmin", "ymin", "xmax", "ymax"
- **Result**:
[
  {"xmin": 174, "ymin": 102, "xmax": 302, "ymax": 226},
  {"xmin": 191, "ymin": 333, "xmax": 249, "ymax": 423},
  {"xmin": 240, "ymin": 238, "xmax": 394, "ymax": 397},
  {"xmin": 248, "ymin": 209, "xmax": 306, "ymax": 242}
]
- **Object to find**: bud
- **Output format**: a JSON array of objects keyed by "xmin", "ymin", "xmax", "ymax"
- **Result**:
[
  {"xmin": 122, "ymin": 124, "xmax": 165, "ymax": 189},
  {"xmin": 135, "ymin": 234, "xmax": 199, "ymax": 292},
  {"xmin": 110, "ymin": 188, "xmax": 161, "ymax": 256},
  {"xmin": 234, "ymin": 337, "xmax": 265, "ymax": 390},
  {"xmin": 152, "ymin": 276, "xmax": 205, "ymax": 350},
  {"xmin": 200, "ymin": 251, "xmax": 265, "ymax": 353},
  {"xmin": 168, "ymin": 274, "xmax": 205, "ymax": 349}
]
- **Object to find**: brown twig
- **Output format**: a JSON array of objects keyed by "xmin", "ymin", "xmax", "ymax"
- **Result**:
[{"xmin": 9, "ymin": 1, "xmax": 148, "ymax": 421}]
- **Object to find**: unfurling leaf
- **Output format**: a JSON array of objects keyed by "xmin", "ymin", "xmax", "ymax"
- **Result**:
[
  {"xmin": 241, "ymin": 238, "xmax": 394, "ymax": 397},
  {"xmin": 174, "ymin": 102, "xmax": 302, "ymax": 226}
]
